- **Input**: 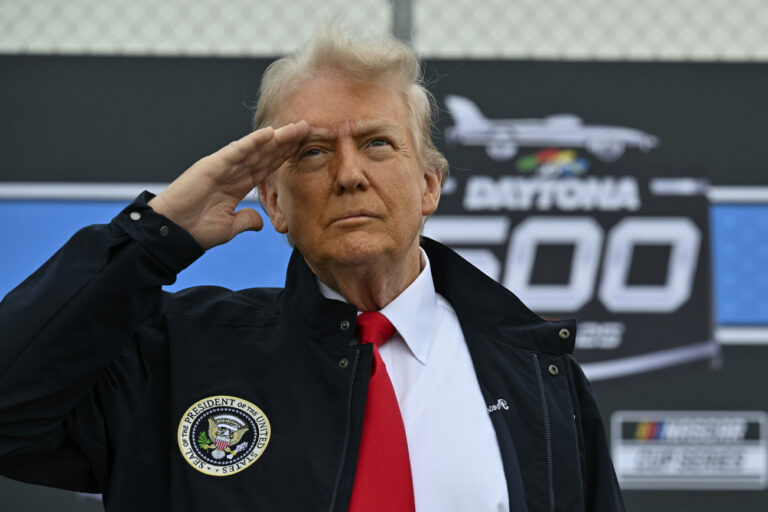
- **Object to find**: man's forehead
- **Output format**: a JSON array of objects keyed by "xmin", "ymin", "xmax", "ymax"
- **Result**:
[{"xmin": 303, "ymin": 119, "xmax": 404, "ymax": 141}]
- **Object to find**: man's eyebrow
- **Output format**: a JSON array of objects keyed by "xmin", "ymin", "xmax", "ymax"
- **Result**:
[
  {"xmin": 301, "ymin": 128, "xmax": 335, "ymax": 143},
  {"xmin": 350, "ymin": 121, "xmax": 405, "ymax": 142},
  {"xmin": 299, "ymin": 122, "xmax": 405, "ymax": 144}
]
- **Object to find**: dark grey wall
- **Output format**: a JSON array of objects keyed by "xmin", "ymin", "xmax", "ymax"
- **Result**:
[{"xmin": 2, "ymin": 56, "xmax": 767, "ymax": 185}]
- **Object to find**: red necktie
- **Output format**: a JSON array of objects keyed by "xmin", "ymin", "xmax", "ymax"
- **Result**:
[{"xmin": 348, "ymin": 311, "xmax": 415, "ymax": 512}]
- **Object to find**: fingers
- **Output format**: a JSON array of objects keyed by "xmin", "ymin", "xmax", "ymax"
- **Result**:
[
  {"xmin": 220, "ymin": 121, "xmax": 309, "ymax": 166},
  {"xmin": 274, "ymin": 120, "xmax": 309, "ymax": 145},
  {"xmin": 241, "ymin": 121, "xmax": 309, "ymax": 185},
  {"xmin": 217, "ymin": 127, "xmax": 274, "ymax": 164},
  {"xmin": 244, "ymin": 121, "xmax": 309, "ymax": 168},
  {"xmin": 231, "ymin": 207, "xmax": 264, "ymax": 236}
]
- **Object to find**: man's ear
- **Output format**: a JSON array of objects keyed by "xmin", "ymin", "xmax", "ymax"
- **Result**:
[
  {"xmin": 421, "ymin": 165, "xmax": 442, "ymax": 217},
  {"xmin": 258, "ymin": 178, "xmax": 289, "ymax": 234}
]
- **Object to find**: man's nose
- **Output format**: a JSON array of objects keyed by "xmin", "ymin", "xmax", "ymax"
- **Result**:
[{"xmin": 332, "ymin": 141, "xmax": 369, "ymax": 193}]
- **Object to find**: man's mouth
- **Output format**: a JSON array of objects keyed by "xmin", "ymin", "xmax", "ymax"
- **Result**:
[{"xmin": 330, "ymin": 210, "xmax": 376, "ymax": 225}]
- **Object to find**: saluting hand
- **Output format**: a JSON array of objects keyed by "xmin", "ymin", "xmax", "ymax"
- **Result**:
[{"xmin": 148, "ymin": 121, "xmax": 309, "ymax": 249}]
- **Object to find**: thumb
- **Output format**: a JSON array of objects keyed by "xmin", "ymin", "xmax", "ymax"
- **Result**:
[{"xmin": 231, "ymin": 207, "xmax": 264, "ymax": 235}]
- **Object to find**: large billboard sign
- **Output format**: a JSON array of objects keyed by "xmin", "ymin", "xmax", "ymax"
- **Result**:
[{"xmin": 425, "ymin": 95, "xmax": 717, "ymax": 382}]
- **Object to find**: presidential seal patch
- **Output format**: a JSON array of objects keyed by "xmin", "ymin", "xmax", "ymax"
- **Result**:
[{"xmin": 177, "ymin": 395, "xmax": 271, "ymax": 476}]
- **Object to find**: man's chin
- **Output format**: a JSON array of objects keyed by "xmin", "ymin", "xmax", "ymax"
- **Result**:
[
  {"xmin": 309, "ymin": 232, "xmax": 394, "ymax": 268},
  {"xmin": 329, "ymin": 240, "xmax": 388, "ymax": 267}
]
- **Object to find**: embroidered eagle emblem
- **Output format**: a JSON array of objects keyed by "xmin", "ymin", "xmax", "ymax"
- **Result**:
[{"xmin": 197, "ymin": 414, "xmax": 250, "ymax": 460}]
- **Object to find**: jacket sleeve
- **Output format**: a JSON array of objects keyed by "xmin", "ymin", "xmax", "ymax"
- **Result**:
[
  {"xmin": 0, "ymin": 192, "xmax": 203, "ymax": 492},
  {"xmin": 569, "ymin": 359, "xmax": 626, "ymax": 511}
]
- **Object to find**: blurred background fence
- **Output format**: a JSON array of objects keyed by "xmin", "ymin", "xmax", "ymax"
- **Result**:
[{"xmin": 2, "ymin": 0, "xmax": 768, "ymax": 60}]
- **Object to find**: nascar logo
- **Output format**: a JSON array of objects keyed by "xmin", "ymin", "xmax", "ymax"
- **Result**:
[{"xmin": 611, "ymin": 411, "xmax": 768, "ymax": 490}]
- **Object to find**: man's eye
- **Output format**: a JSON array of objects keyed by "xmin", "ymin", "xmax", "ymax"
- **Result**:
[
  {"xmin": 301, "ymin": 148, "xmax": 324, "ymax": 158},
  {"xmin": 369, "ymin": 138, "xmax": 392, "ymax": 148}
]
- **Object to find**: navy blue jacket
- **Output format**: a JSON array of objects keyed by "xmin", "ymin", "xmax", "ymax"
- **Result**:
[{"xmin": 0, "ymin": 193, "xmax": 624, "ymax": 511}]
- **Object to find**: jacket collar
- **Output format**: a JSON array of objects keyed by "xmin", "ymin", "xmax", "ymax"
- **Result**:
[
  {"xmin": 280, "ymin": 248, "xmax": 359, "ymax": 345},
  {"xmin": 421, "ymin": 237, "xmax": 575, "ymax": 355},
  {"xmin": 280, "ymin": 237, "xmax": 576, "ymax": 355}
]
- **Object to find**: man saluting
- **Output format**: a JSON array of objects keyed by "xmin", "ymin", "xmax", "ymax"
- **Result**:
[{"xmin": 0, "ymin": 26, "xmax": 624, "ymax": 511}]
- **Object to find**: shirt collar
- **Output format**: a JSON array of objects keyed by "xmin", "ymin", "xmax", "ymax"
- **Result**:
[{"xmin": 316, "ymin": 248, "xmax": 437, "ymax": 365}]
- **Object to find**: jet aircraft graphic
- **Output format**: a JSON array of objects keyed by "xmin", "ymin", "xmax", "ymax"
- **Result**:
[{"xmin": 444, "ymin": 95, "xmax": 658, "ymax": 162}]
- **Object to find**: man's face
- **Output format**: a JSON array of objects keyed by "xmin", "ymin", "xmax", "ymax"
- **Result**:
[{"xmin": 261, "ymin": 73, "xmax": 441, "ymax": 270}]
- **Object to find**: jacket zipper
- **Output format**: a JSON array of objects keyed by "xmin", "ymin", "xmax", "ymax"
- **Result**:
[
  {"xmin": 328, "ymin": 349, "xmax": 360, "ymax": 512},
  {"xmin": 533, "ymin": 353, "xmax": 555, "ymax": 512}
]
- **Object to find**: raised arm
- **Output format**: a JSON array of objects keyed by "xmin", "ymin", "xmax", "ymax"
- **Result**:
[{"xmin": 0, "ymin": 122, "xmax": 308, "ymax": 491}]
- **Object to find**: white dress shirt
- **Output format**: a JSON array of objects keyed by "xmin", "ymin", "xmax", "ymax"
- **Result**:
[{"xmin": 318, "ymin": 250, "xmax": 509, "ymax": 512}]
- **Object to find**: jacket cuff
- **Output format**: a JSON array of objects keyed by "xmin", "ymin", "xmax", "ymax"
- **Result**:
[{"xmin": 112, "ymin": 191, "xmax": 205, "ymax": 273}]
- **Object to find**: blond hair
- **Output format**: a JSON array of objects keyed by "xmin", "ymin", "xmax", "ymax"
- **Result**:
[{"xmin": 253, "ymin": 25, "xmax": 449, "ymax": 182}]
